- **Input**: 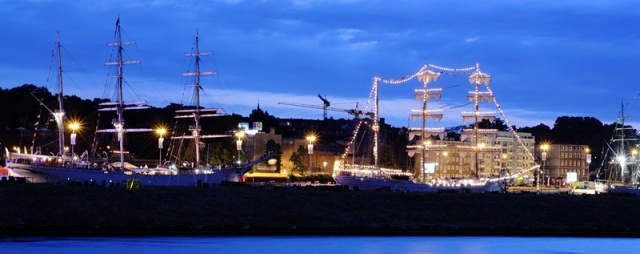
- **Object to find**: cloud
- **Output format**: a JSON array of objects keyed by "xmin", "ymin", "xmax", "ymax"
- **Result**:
[
  {"xmin": 465, "ymin": 37, "xmax": 479, "ymax": 43},
  {"xmin": 349, "ymin": 41, "xmax": 378, "ymax": 50},
  {"xmin": 4, "ymin": 0, "xmax": 640, "ymax": 132},
  {"xmin": 336, "ymin": 28, "xmax": 363, "ymax": 41}
]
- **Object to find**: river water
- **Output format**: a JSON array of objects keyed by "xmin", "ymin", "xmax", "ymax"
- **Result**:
[{"xmin": 1, "ymin": 236, "xmax": 638, "ymax": 253}]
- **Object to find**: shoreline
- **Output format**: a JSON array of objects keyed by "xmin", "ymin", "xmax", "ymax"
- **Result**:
[{"xmin": 2, "ymin": 182, "xmax": 640, "ymax": 237}]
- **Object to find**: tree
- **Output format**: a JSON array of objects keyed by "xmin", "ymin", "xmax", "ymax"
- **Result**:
[
  {"xmin": 379, "ymin": 143, "xmax": 395, "ymax": 168},
  {"xmin": 551, "ymin": 116, "xmax": 602, "ymax": 144},
  {"xmin": 204, "ymin": 141, "xmax": 234, "ymax": 167},
  {"xmin": 265, "ymin": 139, "xmax": 283, "ymax": 172},
  {"xmin": 476, "ymin": 118, "xmax": 508, "ymax": 131},
  {"xmin": 517, "ymin": 123, "xmax": 552, "ymax": 143},
  {"xmin": 289, "ymin": 145, "xmax": 308, "ymax": 175},
  {"xmin": 392, "ymin": 127, "xmax": 410, "ymax": 169}
]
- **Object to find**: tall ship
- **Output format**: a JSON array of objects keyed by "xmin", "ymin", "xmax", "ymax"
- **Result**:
[
  {"xmin": 3, "ymin": 32, "xmax": 70, "ymax": 182},
  {"xmin": 332, "ymin": 63, "xmax": 539, "ymax": 192},
  {"xmin": 599, "ymin": 103, "xmax": 640, "ymax": 195},
  {"xmin": 4, "ymin": 19, "xmax": 272, "ymax": 186}
]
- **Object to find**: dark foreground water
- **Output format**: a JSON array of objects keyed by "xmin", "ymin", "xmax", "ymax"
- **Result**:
[{"xmin": 1, "ymin": 236, "xmax": 638, "ymax": 253}]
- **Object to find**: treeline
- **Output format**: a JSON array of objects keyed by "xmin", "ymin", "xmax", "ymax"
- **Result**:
[{"xmin": 517, "ymin": 116, "xmax": 625, "ymax": 172}]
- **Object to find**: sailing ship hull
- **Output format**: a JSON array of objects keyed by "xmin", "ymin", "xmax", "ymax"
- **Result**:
[
  {"xmin": 334, "ymin": 174, "xmax": 438, "ymax": 192},
  {"xmin": 334, "ymin": 174, "xmax": 503, "ymax": 193},
  {"xmin": 6, "ymin": 152, "xmax": 274, "ymax": 186},
  {"xmin": 606, "ymin": 185, "xmax": 640, "ymax": 196},
  {"xmin": 4, "ymin": 164, "xmax": 51, "ymax": 183},
  {"xmin": 20, "ymin": 166, "xmax": 241, "ymax": 186}
]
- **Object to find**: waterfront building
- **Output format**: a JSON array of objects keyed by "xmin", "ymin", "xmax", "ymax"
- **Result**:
[
  {"xmin": 540, "ymin": 144, "xmax": 590, "ymax": 184},
  {"xmin": 419, "ymin": 131, "xmax": 536, "ymax": 181}
]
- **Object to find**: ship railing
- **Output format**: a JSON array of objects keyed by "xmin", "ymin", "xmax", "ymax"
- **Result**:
[{"xmin": 334, "ymin": 164, "xmax": 414, "ymax": 179}]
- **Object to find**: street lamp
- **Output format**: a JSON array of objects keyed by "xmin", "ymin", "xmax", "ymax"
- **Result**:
[
  {"xmin": 540, "ymin": 143, "xmax": 550, "ymax": 188},
  {"xmin": 307, "ymin": 135, "xmax": 316, "ymax": 173},
  {"xmin": 585, "ymin": 147, "xmax": 592, "ymax": 179},
  {"xmin": 235, "ymin": 130, "xmax": 245, "ymax": 165},
  {"xmin": 156, "ymin": 128, "xmax": 166, "ymax": 167},
  {"xmin": 68, "ymin": 122, "xmax": 80, "ymax": 164}
]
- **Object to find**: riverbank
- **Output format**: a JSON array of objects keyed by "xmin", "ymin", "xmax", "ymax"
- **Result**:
[{"xmin": 1, "ymin": 182, "xmax": 639, "ymax": 236}]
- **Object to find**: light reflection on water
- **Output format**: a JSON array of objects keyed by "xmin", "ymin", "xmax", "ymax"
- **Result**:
[{"xmin": 1, "ymin": 236, "xmax": 639, "ymax": 254}]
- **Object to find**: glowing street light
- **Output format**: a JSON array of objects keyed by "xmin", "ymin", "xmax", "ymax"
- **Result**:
[
  {"xmin": 540, "ymin": 143, "xmax": 550, "ymax": 190},
  {"xmin": 306, "ymin": 135, "xmax": 316, "ymax": 173},
  {"xmin": 236, "ymin": 130, "xmax": 245, "ymax": 165},
  {"xmin": 68, "ymin": 122, "xmax": 80, "ymax": 163},
  {"xmin": 585, "ymin": 147, "xmax": 592, "ymax": 177},
  {"xmin": 156, "ymin": 128, "xmax": 167, "ymax": 167}
]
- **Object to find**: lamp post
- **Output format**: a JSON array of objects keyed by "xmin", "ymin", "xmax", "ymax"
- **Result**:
[
  {"xmin": 68, "ymin": 122, "xmax": 80, "ymax": 164},
  {"xmin": 235, "ymin": 130, "xmax": 245, "ymax": 165},
  {"xmin": 156, "ymin": 128, "xmax": 166, "ymax": 167},
  {"xmin": 306, "ymin": 135, "xmax": 316, "ymax": 173},
  {"xmin": 585, "ymin": 147, "xmax": 592, "ymax": 180},
  {"xmin": 540, "ymin": 144, "xmax": 549, "ymax": 188}
]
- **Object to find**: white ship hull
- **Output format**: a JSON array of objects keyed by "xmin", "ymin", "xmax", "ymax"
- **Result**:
[
  {"xmin": 334, "ymin": 174, "xmax": 503, "ymax": 193},
  {"xmin": 6, "ymin": 152, "xmax": 273, "ymax": 186}
]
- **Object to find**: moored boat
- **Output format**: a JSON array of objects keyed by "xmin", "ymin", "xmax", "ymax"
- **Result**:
[
  {"xmin": 333, "ymin": 63, "xmax": 537, "ymax": 193},
  {"xmin": 4, "ymin": 19, "xmax": 273, "ymax": 186}
]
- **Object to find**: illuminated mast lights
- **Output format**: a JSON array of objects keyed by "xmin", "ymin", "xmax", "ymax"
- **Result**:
[
  {"xmin": 98, "ymin": 17, "xmax": 152, "ymax": 169},
  {"xmin": 461, "ymin": 64, "xmax": 498, "ymax": 179},
  {"xmin": 172, "ymin": 30, "xmax": 230, "ymax": 169},
  {"xmin": 412, "ymin": 67, "xmax": 441, "ymax": 183}
]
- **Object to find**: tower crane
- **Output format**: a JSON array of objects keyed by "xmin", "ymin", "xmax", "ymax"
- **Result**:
[
  {"xmin": 278, "ymin": 101, "xmax": 374, "ymax": 119},
  {"xmin": 318, "ymin": 95, "xmax": 330, "ymax": 119}
]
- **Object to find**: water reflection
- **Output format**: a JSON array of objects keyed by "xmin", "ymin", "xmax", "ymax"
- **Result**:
[{"xmin": 1, "ymin": 236, "xmax": 639, "ymax": 254}]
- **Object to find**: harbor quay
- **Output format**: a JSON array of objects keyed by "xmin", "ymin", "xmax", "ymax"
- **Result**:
[{"xmin": 1, "ymin": 181, "xmax": 639, "ymax": 236}]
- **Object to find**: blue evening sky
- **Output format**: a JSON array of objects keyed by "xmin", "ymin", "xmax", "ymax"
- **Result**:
[{"xmin": 1, "ymin": 0, "xmax": 640, "ymax": 129}]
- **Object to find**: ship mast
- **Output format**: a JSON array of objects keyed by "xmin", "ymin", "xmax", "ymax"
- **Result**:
[
  {"xmin": 53, "ymin": 31, "xmax": 66, "ymax": 157},
  {"xmin": 373, "ymin": 77, "xmax": 380, "ymax": 169},
  {"xmin": 173, "ymin": 30, "xmax": 228, "ymax": 169},
  {"xmin": 98, "ymin": 17, "xmax": 151, "ymax": 169},
  {"xmin": 187, "ymin": 30, "xmax": 208, "ymax": 168},
  {"xmin": 412, "ymin": 67, "xmax": 442, "ymax": 183},
  {"xmin": 610, "ymin": 102, "xmax": 638, "ymax": 183},
  {"xmin": 465, "ymin": 63, "xmax": 495, "ymax": 178}
]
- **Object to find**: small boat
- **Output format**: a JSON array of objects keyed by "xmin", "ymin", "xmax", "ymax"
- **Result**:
[
  {"xmin": 333, "ymin": 63, "xmax": 537, "ymax": 192},
  {"xmin": 5, "ymin": 19, "xmax": 273, "ymax": 186}
]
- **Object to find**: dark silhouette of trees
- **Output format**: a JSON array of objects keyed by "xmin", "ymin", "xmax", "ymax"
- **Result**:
[
  {"xmin": 476, "ymin": 118, "xmax": 509, "ymax": 131},
  {"xmin": 392, "ymin": 127, "xmax": 411, "ymax": 170},
  {"xmin": 289, "ymin": 145, "xmax": 308, "ymax": 175},
  {"xmin": 265, "ymin": 139, "xmax": 282, "ymax": 172},
  {"xmin": 551, "ymin": 116, "xmax": 603, "ymax": 144},
  {"xmin": 517, "ymin": 124, "xmax": 552, "ymax": 143}
]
